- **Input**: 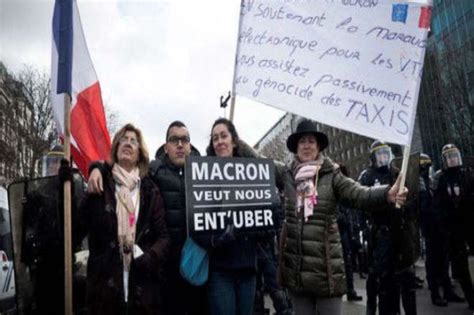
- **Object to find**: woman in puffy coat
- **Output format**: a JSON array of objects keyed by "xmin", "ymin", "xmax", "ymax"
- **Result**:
[{"xmin": 279, "ymin": 119, "xmax": 408, "ymax": 315}]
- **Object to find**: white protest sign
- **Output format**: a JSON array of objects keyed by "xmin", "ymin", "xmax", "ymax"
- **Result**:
[{"xmin": 234, "ymin": 0, "xmax": 431, "ymax": 145}]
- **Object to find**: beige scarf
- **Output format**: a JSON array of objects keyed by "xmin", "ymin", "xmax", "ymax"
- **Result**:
[
  {"xmin": 293, "ymin": 156, "xmax": 324, "ymax": 222},
  {"xmin": 112, "ymin": 164, "xmax": 140, "ymax": 272}
]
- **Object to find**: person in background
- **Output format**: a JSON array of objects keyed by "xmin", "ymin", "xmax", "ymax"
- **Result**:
[
  {"xmin": 418, "ymin": 153, "xmax": 462, "ymax": 306},
  {"xmin": 432, "ymin": 144, "xmax": 474, "ymax": 310},
  {"xmin": 336, "ymin": 165, "xmax": 363, "ymax": 302},
  {"xmin": 359, "ymin": 141, "xmax": 418, "ymax": 315},
  {"xmin": 42, "ymin": 144, "xmax": 64, "ymax": 176}
]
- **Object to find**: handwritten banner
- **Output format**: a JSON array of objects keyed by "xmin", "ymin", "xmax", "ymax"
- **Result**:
[
  {"xmin": 234, "ymin": 0, "xmax": 430, "ymax": 145},
  {"xmin": 185, "ymin": 156, "xmax": 278, "ymax": 236}
]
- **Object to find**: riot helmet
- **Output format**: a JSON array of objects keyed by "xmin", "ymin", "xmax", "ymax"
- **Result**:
[
  {"xmin": 42, "ymin": 145, "xmax": 64, "ymax": 176},
  {"xmin": 370, "ymin": 140, "xmax": 393, "ymax": 169},
  {"xmin": 420, "ymin": 153, "xmax": 432, "ymax": 177},
  {"xmin": 441, "ymin": 143, "xmax": 462, "ymax": 169}
]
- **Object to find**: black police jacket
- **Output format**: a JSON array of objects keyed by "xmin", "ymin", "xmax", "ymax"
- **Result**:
[{"xmin": 359, "ymin": 166, "xmax": 419, "ymax": 270}]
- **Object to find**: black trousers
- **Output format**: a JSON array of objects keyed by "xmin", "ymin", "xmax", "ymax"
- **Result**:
[
  {"xmin": 420, "ymin": 221, "xmax": 451, "ymax": 294},
  {"xmin": 366, "ymin": 226, "xmax": 417, "ymax": 315},
  {"xmin": 340, "ymin": 229, "xmax": 356, "ymax": 292},
  {"xmin": 163, "ymin": 261, "xmax": 209, "ymax": 315},
  {"xmin": 449, "ymin": 231, "xmax": 474, "ymax": 304}
]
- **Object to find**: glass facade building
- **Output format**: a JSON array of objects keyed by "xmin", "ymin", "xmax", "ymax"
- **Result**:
[{"xmin": 418, "ymin": 0, "xmax": 474, "ymax": 169}]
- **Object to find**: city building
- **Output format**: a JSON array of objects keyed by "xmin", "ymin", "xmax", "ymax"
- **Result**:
[
  {"xmin": 0, "ymin": 62, "xmax": 36, "ymax": 183},
  {"xmin": 417, "ymin": 0, "xmax": 474, "ymax": 168}
]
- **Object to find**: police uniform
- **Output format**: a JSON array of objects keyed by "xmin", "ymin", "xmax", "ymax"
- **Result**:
[{"xmin": 432, "ymin": 145, "xmax": 474, "ymax": 309}]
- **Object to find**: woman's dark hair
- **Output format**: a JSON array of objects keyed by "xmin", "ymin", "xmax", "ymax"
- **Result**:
[{"xmin": 206, "ymin": 118, "xmax": 240, "ymax": 156}]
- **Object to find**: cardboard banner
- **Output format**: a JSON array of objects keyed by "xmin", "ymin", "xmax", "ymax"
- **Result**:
[
  {"xmin": 234, "ymin": 0, "xmax": 431, "ymax": 145},
  {"xmin": 185, "ymin": 156, "xmax": 278, "ymax": 236}
]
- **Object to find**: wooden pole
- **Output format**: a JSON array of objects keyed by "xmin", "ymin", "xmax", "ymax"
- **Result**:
[
  {"xmin": 229, "ymin": 94, "xmax": 236, "ymax": 122},
  {"xmin": 63, "ymin": 93, "xmax": 73, "ymax": 315},
  {"xmin": 396, "ymin": 144, "xmax": 411, "ymax": 209},
  {"xmin": 229, "ymin": 1, "xmax": 245, "ymax": 123}
]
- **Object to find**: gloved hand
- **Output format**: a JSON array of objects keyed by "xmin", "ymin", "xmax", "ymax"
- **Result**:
[
  {"xmin": 58, "ymin": 158, "xmax": 73, "ymax": 184},
  {"xmin": 212, "ymin": 224, "xmax": 236, "ymax": 248}
]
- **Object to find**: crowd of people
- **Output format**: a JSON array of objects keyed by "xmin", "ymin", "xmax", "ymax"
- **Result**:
[
  {"xmin": 334, "ymin": 140, "xmax": 474, "ymax": 314},
  {"xmin": 27, "ymin": 118, "xmax": 474, "ymax": 315}
]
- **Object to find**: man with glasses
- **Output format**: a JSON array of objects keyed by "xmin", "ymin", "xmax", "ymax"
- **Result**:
[
  {"xmin": 88, "ymin": 121, "xmax": 206, "ymax": 315},
  {"xmin": 150, "ymin": 121, "xmax": 207, "ymax": 315}
]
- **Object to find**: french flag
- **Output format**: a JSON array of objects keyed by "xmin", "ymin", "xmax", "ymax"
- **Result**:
[{"xmin": 51, "ymin": 0, "xmax": 111, "ymax": 178}]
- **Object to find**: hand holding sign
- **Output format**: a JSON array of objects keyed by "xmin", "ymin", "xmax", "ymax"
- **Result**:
[{"xmin": 386, "ymin": 174, "xmax": 408, "ymax": 206}]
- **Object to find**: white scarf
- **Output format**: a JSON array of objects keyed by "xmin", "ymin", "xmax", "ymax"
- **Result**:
[
  {"xmin": 293, "ymin": 156, "xmax": 324, "ymax": 222},
  {"xmin": 112, "ymin": 164, "xmax": 140, "ymax": 273}
]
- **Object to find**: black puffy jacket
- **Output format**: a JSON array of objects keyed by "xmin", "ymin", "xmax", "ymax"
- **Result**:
[{"xmin": 149, "ymin": 145, "xmax": 200, "ymax": 263}]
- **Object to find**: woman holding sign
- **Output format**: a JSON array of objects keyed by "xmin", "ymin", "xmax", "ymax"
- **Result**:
[
  {"xmin": 279, "ymin": 119, "xmax": 408, "ymax": 315},
  {"xmin": 76, "ymin": 124, "xmax": 169, "ymax": 314},
  {"xmin": 198, "ymin": 117, "xmax": 262, "ymax": 315}
]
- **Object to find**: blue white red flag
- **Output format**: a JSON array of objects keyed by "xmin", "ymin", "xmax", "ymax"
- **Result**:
[
  {"xmin": 51, "ymin": 0, "xmax": 111, "ymax": 177},
  {"xmin": 392, "ymin": 4, "xmax": 409, "ymax": 24}
]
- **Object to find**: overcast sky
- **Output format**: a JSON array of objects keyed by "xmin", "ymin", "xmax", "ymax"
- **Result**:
[{"xmin": 0, "ymin": 0, "xmax": 285, "ymax": 155}]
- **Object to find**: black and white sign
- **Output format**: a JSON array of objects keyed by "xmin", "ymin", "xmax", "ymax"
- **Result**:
[{"xmin": 185, "ymin": 156, "xmax": 278, "ymax": 236}]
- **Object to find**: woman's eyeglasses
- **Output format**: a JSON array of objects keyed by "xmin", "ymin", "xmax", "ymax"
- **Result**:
[{"xmin": 119, "ymin": 137, "xmax": 139, "ymax": 147}]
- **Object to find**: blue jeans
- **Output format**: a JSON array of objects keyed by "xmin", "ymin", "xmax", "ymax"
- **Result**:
[
  {"xmin": 289, "ymin": 291, "xmax": 342, "ymax": 315},
  {"xmin": 208, "ymin": 270, "xmax": 256, "ymax": 315}
]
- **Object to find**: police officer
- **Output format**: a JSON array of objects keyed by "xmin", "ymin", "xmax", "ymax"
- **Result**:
[
  {"xmin": 42, "ymin": 144, "xmax": 64, "ymax": 176},
  {"xmin": 337, "ymin": 166, "xmax": 363, "ymax": 302},
  {"xmin": 432, "ymin": 144, "xmax": 474, "ymax": 309},
  {"xmin": 359, "ymin": 141, "xmax": 417, "ymax": 315},
  {"xmin": 22, "ymin": 145, "xmax": 85, "ymax": 314},
  {"xmin": 419, "ymin": 154, "xmax": 446, "ymax": 306}
]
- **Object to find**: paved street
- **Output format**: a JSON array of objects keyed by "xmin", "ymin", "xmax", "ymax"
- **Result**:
[
  {"xmin": 264, "ymin": 257, "xmax": 474, "ymax": 314},
  {"xmin": 341, "ymin": 257, "xmax": 474, "ymax": 315}
]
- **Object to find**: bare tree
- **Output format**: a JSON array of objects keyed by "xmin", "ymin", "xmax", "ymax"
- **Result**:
[
  {"xmin": 104, "ymin": 101, "xmax": 120, "ymax": 136},
  {"xmin": 15, "ymin": 65, "xmax": 56, "ymax": 177}
]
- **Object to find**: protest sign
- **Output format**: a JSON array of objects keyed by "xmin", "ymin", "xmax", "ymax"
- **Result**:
[
  {"xmin": 185, "ymin": 156, "xmax": 278, "ymax": 236},
  {"xmin": 234, "ymin": 0, "xmax": 431, "ymax": 145}
]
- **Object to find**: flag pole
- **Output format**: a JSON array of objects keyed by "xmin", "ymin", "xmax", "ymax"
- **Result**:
[
  {"xmin": 394, "ymin": 3, "xmax": 432, "ymax": 208},
  {"xmin": 229, "ymin": 1, "xmax": 246, "ymax": 122},
  {"xmin": 229, "ymin": 94, "xmax": 236, "ymax": 122},
  {"xmin": 63, "ymin": 93, "xmax": 73, "ymax": 315}
]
